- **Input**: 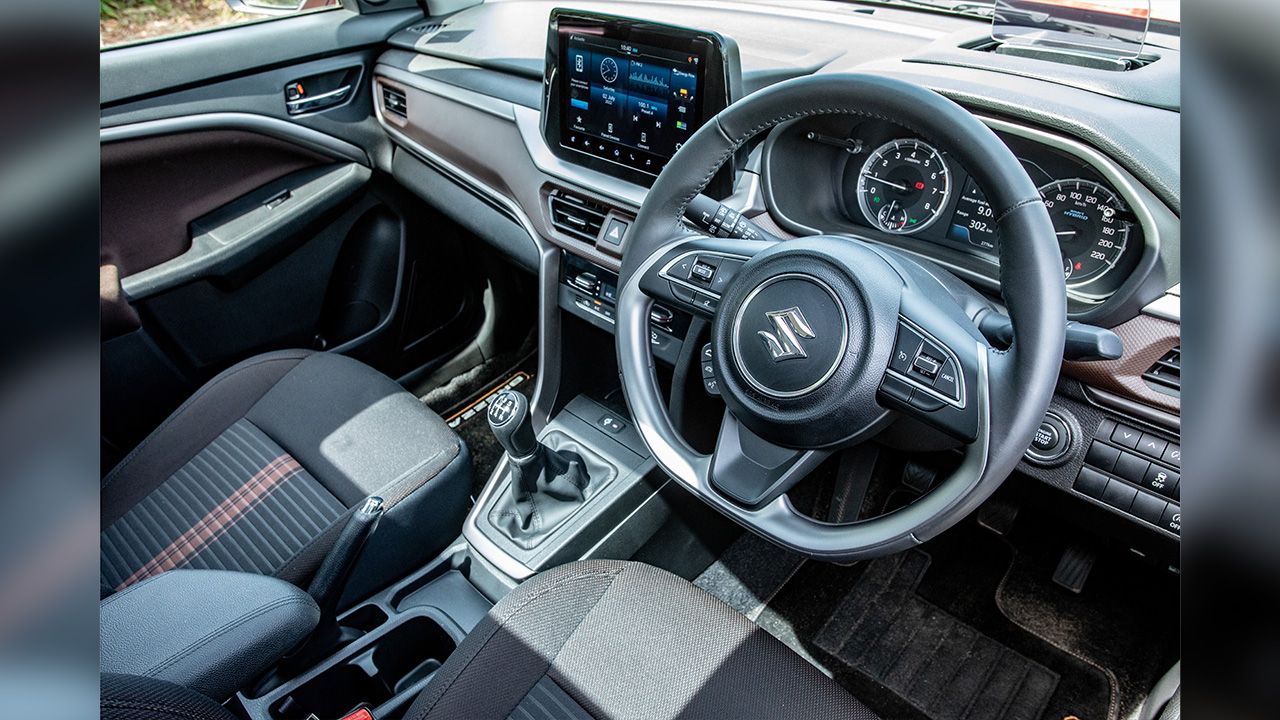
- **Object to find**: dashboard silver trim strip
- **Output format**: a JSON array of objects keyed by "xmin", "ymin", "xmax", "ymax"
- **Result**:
[{"xmin": 99, "ymin": 112, "xmax": 369, "ymax": 165}]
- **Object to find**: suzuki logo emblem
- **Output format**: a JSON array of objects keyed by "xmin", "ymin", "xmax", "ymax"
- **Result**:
[{"xmin": 758, "ymin": 307, "xmax": 816, "ymax": 362}]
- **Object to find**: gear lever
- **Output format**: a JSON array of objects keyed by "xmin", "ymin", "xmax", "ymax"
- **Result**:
[
  {"xmin": 488, "ymin": 390, "xmax": 538, "ymax": 462},
  {"xmin": 487, "ymin": 390, "xmax": 592, "ymax": 546}
]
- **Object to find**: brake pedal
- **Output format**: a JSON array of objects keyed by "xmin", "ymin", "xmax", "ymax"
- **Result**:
[{"xmin": 1052, "ymin": 545, "xmax": 1096, "ymax": 594}]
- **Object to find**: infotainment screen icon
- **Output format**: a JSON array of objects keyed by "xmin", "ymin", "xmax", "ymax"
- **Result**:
[{"xmin": 542, "ymin": 10, "xmax": 740, "ymax": 196}]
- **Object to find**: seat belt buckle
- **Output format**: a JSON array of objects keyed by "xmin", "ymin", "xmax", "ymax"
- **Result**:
[{"xmin": 302, "ymin": 710, "xmax": 373, "ymax": 720}]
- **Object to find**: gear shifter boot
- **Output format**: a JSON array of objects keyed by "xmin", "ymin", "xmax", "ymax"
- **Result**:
[{"xmin": 489, "ymin": 430, "xmax": 617, "ymax": 549}]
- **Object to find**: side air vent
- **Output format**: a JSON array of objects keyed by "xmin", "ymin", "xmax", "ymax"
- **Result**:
[
  {"xmin": 381, "ymin": 85, "xmax": 407, "ymax": 120},
  {"xmin": 1142, "ymin": 346, "xmax": 1181, "ymax": 396},
  {"xmin": 548, "ymin": 189, "xmax": 608, "ymax": 243}
]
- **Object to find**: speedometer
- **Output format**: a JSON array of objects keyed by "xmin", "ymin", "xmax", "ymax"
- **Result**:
[
  {"xmin": 856, "ymin": 139, "xmax": 950, "ymax": 234},
  {"xmin": 1039, "ymin": 179, "xmax": 1131, "ymax": 285}
]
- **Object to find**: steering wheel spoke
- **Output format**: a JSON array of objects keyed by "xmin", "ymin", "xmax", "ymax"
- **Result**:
[
  {"xmin": 637, "ymin": 234, "xmax": 777, "ymax": 318},
  {"xmin": 709, "ymin": 409, "xmax": 830, "ymax": 509}
]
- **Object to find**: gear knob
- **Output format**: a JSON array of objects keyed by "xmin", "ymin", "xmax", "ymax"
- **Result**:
[{"xmin": 488, "ymin": 390, "xmax": 538, "ymax": 461}]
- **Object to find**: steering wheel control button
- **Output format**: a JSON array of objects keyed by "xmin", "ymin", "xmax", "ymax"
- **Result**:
[
  {"xmin": 731, "ymin": 274, "xmax": 848, "ymax": 398},
  {"xmin": 701, "ymin": 343, "xmax": 714, "ymax": 362},
  {"xmin": 911, "ymin": 353, "xmax": 941, "ymax": 379},
  {"xmin": 702, "ymin": 343, "xmax": 721, "ymax": 396},
  {"xmin": 890, "ymin": 325, "xmax": 925, "ymax": 374},
  {"xmin": 1161, "ymin": 443, "xmax": 1182, "ymax": 468},
  {"xmin": 690, "ymin": 260, "xmax": 717, "ymax": 283},
  {"xmin": 1073, "ymin": 467, "xmax": 1109, "ymax": 500},
  {"xmin": 1160, "ymin": 504, "xmax": 1181, "ymax": 535},
  {"xmin": 1085, "ymin": 441, "xmax": 1120, "ymax": 473},
  {"xmin": 1141, "ymin": 464, "xmax": 1180, "ymax": 500},
  {"xmin": 932, "ymin": 359, "xmax": 961, "ymax": 400},
  {"xmin": 879, "ymin": 375, "xmax": 915, "ymax": 407},
  {"xmin": 703, "ymin": 377, "xmax": 721, "ymax": 396},
  {"xmin": 1101, "ymin": 479, "xmax": 1138, "ymax": 512},
  {"xmin": 1130, "ymin": 492, "xmax": 1168, "ymax": 526},
  {"xmin": 908, "ymin": 391, "xmax": 945, "ymax": 412},
  {"xmin": 1110, "ymin": 424, "xmax": 1142, "ymax": 450}
]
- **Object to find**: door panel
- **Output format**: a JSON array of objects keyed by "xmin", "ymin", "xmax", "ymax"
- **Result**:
[
  {"xmin": 99, "ymin": 5, "xmax": 487, "ymax": 469},
  {"xmin": 100, "ymin": 129, "xmax": 333, "ymax": 278}
]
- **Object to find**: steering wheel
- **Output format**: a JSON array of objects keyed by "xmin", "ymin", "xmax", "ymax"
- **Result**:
[{"xmin": 616, "ymin": 74, "xmax": 1067, "ymax": 563}]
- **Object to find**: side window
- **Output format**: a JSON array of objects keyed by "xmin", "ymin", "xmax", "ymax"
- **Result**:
[{"xmin": 100, "ymin": 0, "xmax": 342, "ymax": 49}]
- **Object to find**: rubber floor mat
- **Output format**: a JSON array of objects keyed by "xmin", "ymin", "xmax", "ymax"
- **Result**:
[{"xmin": 814, "ymin": 551, "xmax": 1059, "ymax": 720}]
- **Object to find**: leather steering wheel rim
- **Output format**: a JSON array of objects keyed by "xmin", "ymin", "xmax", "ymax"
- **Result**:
[{"xmin": 616, "ymin": 73, "xmax": 1066, "ymax": 562}]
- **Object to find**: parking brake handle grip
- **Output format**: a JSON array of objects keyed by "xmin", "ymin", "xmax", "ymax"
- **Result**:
[{"xmin": 306, "ymin": 496, "xmax": 384, "ymax": 619}]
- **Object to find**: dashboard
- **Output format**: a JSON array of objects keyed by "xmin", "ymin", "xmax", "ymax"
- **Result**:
[{"xmin": 370, "ymin": 0, "xmax": 1182, "ymax": 542}]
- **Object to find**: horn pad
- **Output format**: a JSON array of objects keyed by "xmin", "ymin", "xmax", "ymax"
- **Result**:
[{"xmin": 711, "ymin": 237, "xmax": 902, "ymax": 449}]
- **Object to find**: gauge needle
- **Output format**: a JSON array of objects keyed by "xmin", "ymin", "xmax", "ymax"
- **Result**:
[
  {"xmin": 865, "ymin": 174, "xmax": 907, "ymax": 191},
  {"xmin": 1056, "ymin": 231, "xmax": 1077, "ymax": 237}
]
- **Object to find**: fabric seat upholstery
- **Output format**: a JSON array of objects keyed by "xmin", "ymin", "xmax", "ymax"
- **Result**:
[
  {"xmin": 404, "ymin": 559, "xmax": 878, "ymax": 720},
  {"xmin": 100, "ymin": 349, "xmax": 471, "ymax": 603}
]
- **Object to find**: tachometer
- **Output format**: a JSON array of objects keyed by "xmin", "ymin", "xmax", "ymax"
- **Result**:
[
  {"xmin": 856, "ymin": 139, "xmax": 951, "ymax": 234},
  {"xmin": 1038, "ymin": 179, "xmax": 1130, "ymax": 285}
]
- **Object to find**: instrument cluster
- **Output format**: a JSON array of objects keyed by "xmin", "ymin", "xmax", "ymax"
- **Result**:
[{"xmin": 761, "ymin": 116, "xmax": 1150, "ymax": 304}]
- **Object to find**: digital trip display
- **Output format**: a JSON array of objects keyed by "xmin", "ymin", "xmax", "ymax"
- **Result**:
[
  {"xmin": 560, "ymin": 32, "xmax": 705, "ymax": 176},
  {"xmin": 947, "ymin": 177, "xmax": 999, "ymax": 253}
]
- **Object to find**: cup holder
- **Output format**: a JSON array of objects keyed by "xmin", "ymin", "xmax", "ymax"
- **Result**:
[{"xmin": 270, "ymin": 613, "xmax": 457, "ymax": 720}]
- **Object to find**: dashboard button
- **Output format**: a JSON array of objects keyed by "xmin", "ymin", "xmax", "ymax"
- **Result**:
[
  {"xmin": 1110, "ymin": 424, "xmax": 1142, "ymax": 450},
  {"xmin": 1074, "ymin": 467, "xmax": 1109, "ymax": 499},
  {"xmin": 1101, "ymin": 479, "xmax": 1137, "ymax": 511},
  {"xmin": 1031, "ymin": 421, "xmax": 1059, "ymax": 453},
  {"xmin": 1136, "ymin": 433, "xmax": 1168, "ymax": 459},
  {"xmin": 1114, "ymin": 452, "xmax": 1150, "ymax": 484},
  {"xmin": 1161, "ymin": 443, "xmax": 1181, "ymax": 468},
  {"xmin": 601, "ymin": 217, "xmax": 629, "ymax": 246},
  {"xmin": 1160, "ymin": 503, "xmax": 1181, "ymax": 535},
  {"xmin": 890, "ymin": 325, "xmax": 924, "ymax": 374},
  {"xmin": 1130, "ymin": 492, "xmax": 1167, "ymax": 526},
  {"xmin": 1141, "ymin": 464, "xmax": 1180, "ymax": 499},
  {"xmin": 932, "ymin": 358, "xmax": 960, "ymax": 400},
  {"xmin": 1085, "ymin": 441, "xmax": 1120, "ymax": 472}
]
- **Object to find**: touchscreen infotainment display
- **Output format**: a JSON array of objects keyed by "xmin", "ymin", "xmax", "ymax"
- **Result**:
[
  {"xmin": 560, "ymin": 33, "xmax": 705, "ymax": 176},
  {"xmin": 543, "ymin": 10, "xmax": 738, "ymax": 192}
]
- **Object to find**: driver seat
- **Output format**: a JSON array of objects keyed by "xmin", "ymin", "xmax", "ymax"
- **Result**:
[{"xmin": 104, "ymin": 560, "xmax": 877, "ymax": 720}]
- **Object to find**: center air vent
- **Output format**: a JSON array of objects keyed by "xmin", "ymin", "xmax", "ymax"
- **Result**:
[
  {"xmin": 381, "ymin": 85, "xmax": 407, "ymax": 120},
  {"xmin": 548, "ymin": 189, "xmax": 608, "ymax": 243},
  {"xmin": 1142, "ymin": 346, "xmax": 1180, "ymax": 396}
]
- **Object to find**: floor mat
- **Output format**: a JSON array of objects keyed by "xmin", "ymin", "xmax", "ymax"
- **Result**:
[
  {"xmin": 694, "ymin": 531, "xmax": 806, "ymax": 621},
  {"xmin": 813, "ymin": 551, "xmax": 1059, "ymax": 720},
  {"xmin": 694, "ymin": 521, "xmax": 1117, "ymax": 720}
]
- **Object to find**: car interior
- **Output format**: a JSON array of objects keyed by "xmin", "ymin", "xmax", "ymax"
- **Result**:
[{"xmin": 98, "ymin": 1, "xmax": 1182, "ymax": 719}]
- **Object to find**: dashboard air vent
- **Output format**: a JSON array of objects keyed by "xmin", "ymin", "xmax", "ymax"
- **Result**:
[
  {"xmin": 381, "ymin": 85, "xmax": 407, "ymax": 120},
  {"xmin": 548, "ymin": 189, "xmax": 608, "ymax": 243},
  {"xmin": 1142, "ymin": 346, "xmax": 1180, "ymax": 396},
  {"xmin": 408, "ymin": 22, "xmax": 446, "ymax": 35}
]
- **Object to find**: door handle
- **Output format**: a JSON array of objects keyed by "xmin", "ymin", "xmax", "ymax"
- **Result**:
[{"xmin": 285, "ymin": 84, "xmax": 352, "ymax": 115}]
